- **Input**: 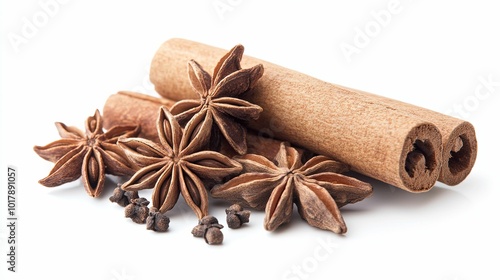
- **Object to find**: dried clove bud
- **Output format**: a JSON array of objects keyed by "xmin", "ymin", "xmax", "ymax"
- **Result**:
[
  {"xmin": 205, "ymin": 227, "xmax": 223, "ymax": 245},
  {"xmin": 200, "ymin": 215, "xmax": 220, "ymax": 226},
  {"xmin": 109, "ymin": 185, "xmax": 139, "ymax": 207},
  {"xmin": 225, "ymin": 204, "xmax": 251, "ymax": 229},
  {"xmin": 191, "ymin": 225, "xmax": 205, "ymax": 237},
  {"xmin": 124, "ymin": 197, "xmax": 150, "ymax": 224},
  {"xmin": 146, "ymin": 207, "xmax": 170, "ymax": 232},
  {"xmin": 191, "ymin": 215, "xmax": 224, "ymax": 245}
]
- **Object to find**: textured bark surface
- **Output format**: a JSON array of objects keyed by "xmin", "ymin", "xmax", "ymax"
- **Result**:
[
  {"xmin": 338, "ymin": 86, "xmax": 477, "ymax": 185},
  {"xmin": 102, "ymin": 91, "xmax": 175, "ymax": 143}
]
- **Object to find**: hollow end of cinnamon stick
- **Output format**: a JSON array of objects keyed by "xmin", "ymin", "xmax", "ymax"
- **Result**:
[
  {"xmin": 399, "ymin": 123, "xmax": 443, "ymax": 192},
  {"xmin": 439, "ymin": 121, "xmax": 477, "ymax": 185},
  {"xmin": 337, "ymin": 85, "xmax": 478, "ymax": 186}
]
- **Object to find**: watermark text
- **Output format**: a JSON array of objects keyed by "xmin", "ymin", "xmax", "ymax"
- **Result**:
[
  {"xmin": 340, "ymin": 0, "xmax": 403, "ymax": 62},
  {"xmin": 6, "ymin": 166, "xmax": 17, "ymax": 273},
  {"xmin": 282, "ymin": 237, "xmax": 338, "ymax": 280},
  {"xmin": 445, "ymin": 74, "xmax": 499, "ymax": 119},
  {"xmin": 8, "ymin": 0, "xmax": 70, "ymax": 53}
]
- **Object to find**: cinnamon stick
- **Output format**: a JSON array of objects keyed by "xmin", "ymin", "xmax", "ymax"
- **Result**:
[
  {"xmin": 149, "ymin": 38, "xmax": 450, "ymax": 193},
  {"xmin": 337, "ymin": 86, "xmax": 478, "ymax": 186},
  {"xmin": 102, "ymin": 91, "xmax": 175, "ymax": 143}
]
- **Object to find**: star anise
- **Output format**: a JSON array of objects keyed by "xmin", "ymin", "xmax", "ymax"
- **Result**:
[
  {"xmin": 34, "ymin": 110, "xmax": 140, "ymax": 197},
  {"xmin": 211, "ymin": 143, "xmax": 373, "ymax": 234},
  {"xmin": 118, "ymin": 106, "xmax": 242, "ymax": 219},
  {"xmin": 170, "ymin": 44, "xmax": 264, "ymax": 155}
]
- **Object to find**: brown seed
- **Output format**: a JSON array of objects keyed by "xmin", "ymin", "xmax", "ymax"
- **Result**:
[
  {"xmin": 226, "ymin": 214, "xmax": 241, "ymax": 229},
  {"xmin": 191, "ymin": 224, "xmax": 206, "ymax": 237},
  {"xmin": 124, "ymin": 190, "xmax": 140, "ymax": 204},
  {"xmin": 200, "ymin": 215, "xmax": 219, "ymax": 226},
  {"xmin": 227, "ymin": 204, "xmax": 243, "ymax": 212},
  {"xmin": 238, "ymin": 211, "xmax": 251, "ymax": 224},
  {"xmin": 146, "ymin": 207, "xmax": 170, "ymax": 232},
  {"xmin": 204, "ymin": 227, "xmax": 223, "ymax": 245},
  {"xmin": 109, "ymin": 185, "xmax": 138, "ymax": 207},
  {"xmin": 124, "ymin": 197, "xmax": 150, "ymax": 224},
  {"xmin": 225, "ymin": 204, "xmax": 251, "ymax": 229},
  {"xmin": 192, "ymin": 215, "xmax": 224, "ymax": 245}
]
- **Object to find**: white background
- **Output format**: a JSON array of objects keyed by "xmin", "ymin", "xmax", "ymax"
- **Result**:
[{"xmin": 1, "ymin": 1, "xmax": 499, "ymax": 280}]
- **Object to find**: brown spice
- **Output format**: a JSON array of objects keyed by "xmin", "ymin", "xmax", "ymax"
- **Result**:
[
  {"xmin": 33, "ymin": 109, "xmax": 140, "ymax": 197},
  {"xmin": 170, "ymin": 44, "xmax": 264, "ymax": 155},
  {"xmin": 211, "ymin": 143, "xmax": 372, "ymax": 234},
  {"xmin": 103, "ymin": 91, "xmax": 175, "ymax": 143},
  {"xmin": 191, "ymin": 215, "xmax": 224, "ymax": 245},
  {"xmin": 118, "ymin": 107, "xmax": 242, "ymax": 219},
  {"xmin": 225, "ymin": 204, "xmax": 251, "ymax": 229},
  {"xmin": 146, "ymin": 207, "xmax": 170, "ymax": 232},
  {"xmin": 149, "ymin": 38, "xmax": 457, "ymax": 192},
  {"xmin": 204, "ymin": 227, "xmax": 223, "ymax": 245},
  {"xmin": 124, "ymin": 197, "xmax": 150, "ymax": 224},
  {"xmin": 102, "ymin": 91, "xmax": 311, "ymax": 162},
  {"xmin": 109, "ymin": 185, "xmax": 139, "ymax": 207}
]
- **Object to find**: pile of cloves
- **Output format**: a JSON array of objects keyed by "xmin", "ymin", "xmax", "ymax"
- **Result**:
[
  {"xmin": 111, "ymin": 185, "xmax": 251, "ymax": 245},
  {"xmin": 190, "ymin": 204, "xmax": 251, "ymax": 245}
]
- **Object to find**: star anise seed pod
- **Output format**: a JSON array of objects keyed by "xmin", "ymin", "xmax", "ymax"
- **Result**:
[
  {"xmin": 211, "ymin": 143, "xmax": 373, "ymax": 234},
  {"xmin": 119, "ymin": 107, "xmax": 242, "ymax": 219},
  {"xmin": 34, "ymin": 110, "xmax": 140, "ymax": 197},
  {"xmin": 170, "ymin": 44, "xmax": 264, "ymax": 155}
]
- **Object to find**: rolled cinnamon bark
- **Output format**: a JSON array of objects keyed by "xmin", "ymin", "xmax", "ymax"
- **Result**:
[
  {"xmin": 336, "ymin": 85, "xmax": 477, "ymax": 186},
  {"xmin": 102, "ymin": 91, "xmax": 292, "ymax": 161},
  {"xmin": 149, "ymin": 38, "xmax": 448, "ymax": 193},
  {"xmin": 102, "ymin": 91, "xmax": 175, "ymax": 143}
]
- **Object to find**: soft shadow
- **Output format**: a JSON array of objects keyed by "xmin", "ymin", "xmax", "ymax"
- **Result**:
[
  {"xmin": 165, "ymin": 196, "xmax": 199, "ymax": 220},
  {"xmin": 46, "ymin": 176, "xmax": 121, "ymax": 201},
  {"xmin": 209, "ymin": 197, "xmax": 233, "ymax": 208},
  {"xmin": 342, "ymin": 171, "xmax": 471, "ymax": 211}
]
